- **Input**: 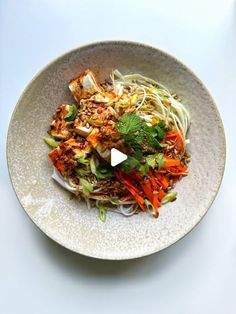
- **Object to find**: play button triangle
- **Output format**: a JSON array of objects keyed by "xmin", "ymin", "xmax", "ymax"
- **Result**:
[{"xmin": 111, "ymin": 148, "xmax": 127, "ymax": 167}]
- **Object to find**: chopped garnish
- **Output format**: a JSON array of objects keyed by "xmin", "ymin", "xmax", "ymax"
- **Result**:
[
  {"xmin": 79, "ymin": 178, "xmax": 93, "ymax": 197},
  {"xmin": 161, "ymin": 192, "xmax": 177, "ymax": 204},
  {"xmin": 157, "ymin": 153, "xmax": 165, "ymax": 170},
  {"xmin": 98, "ymin": 201, "xmax": 106, "ymax": 223},
  {"xmin": 75, "ymin": 153, "xmax": 89, "ymax": 165},
  {"xmin": 146, "ymin": 155, "xmax": 156, "ymax": 168},
  {"xmin": 89, "ymin": 155, "xmax": 96, "ymax": 174},
  {"xmin": 120, "ymin": 156, "xmax": 140, "ymax": 172},
  {"xmin": 139, "ymin": 163, "xmax": 149, "ymax": 175},
  {"xmin": 75, "ymin": 167, "xmax": 90, "ymax": 176},
  {"xmin": 44, "ymin": 137, "xmax": 60, "ymax": 148},
  {"xmin": 95, "ymin": 164, "xmax": 114, "ymax": 179},
  {"xmin": 64, "ymin": 104, "xmax": 77, "ymax": 121}
]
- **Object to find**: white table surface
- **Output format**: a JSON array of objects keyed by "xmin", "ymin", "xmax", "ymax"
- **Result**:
[{"xmin": 1, "ymin": 1, "xmax": 236, "ymax": 313}]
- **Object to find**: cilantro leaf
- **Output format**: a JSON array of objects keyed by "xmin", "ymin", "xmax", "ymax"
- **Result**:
[
  {"xmin": 154, "ymin": 124, "xmax": 166, "ymax": 141},
  {"xmin": 120, "ymin": 156, "xmax": 140, "ymax": 172},
  {"xmin": 116, "ymin": 113, "xmax": 143, "ymax": 134},
  {"xmin": 123, "ymin": 132, "xmax": 144, "ymax": 146},
  {"xmin": 157, "ymin": 120, "xmax": 166, "ymax": 128},
  {"xmin": 132, "ymin": 147, "xmax": 143, "ymax": 161},
  {"xmin": 144, "ymin": 125, "xmax": 157, "ymax": 137},
  {"xmin": 144, "ymin": 124, "xmax": 166, "ymax": 146},
  {"xmin": 116, "ymin": 113, "xmax": 145, "ymax": 161},
  {"xmin": 147, "ymin": 134, "xmax": 162, "ymax": 148},
  {"xmin": 95, "ymin": 164, "xmax": 114, "ymax": 179}
]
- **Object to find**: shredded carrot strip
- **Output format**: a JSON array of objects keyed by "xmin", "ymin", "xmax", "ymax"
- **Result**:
[
  {"xmin": 141, "ymin": 180, "xmax": 153, "ymax": 202},
  {"xmin": 152, "ymin": 194, "xmax": 160, "ymax": 217},
  {"xmin": 155, "ymin": 172, "xmax": 169, "ymax": 189},
  {"xmin": 158, "ymin": 189, "xmax": 166, "ymax": 201},
  {"xmin": 163, "ymin": 157, "xmax": 181, "ymax": 168},
  {"xmin": 122, "ymin": 194, "xmax": 134, "ymax": 201},
  {"xmin": 164, "ymin": 130, "xmax": 184, "ymax": 153},
  {"xmin": 115, "ymin": 171, "xmax": 146, "ymax": 210}
]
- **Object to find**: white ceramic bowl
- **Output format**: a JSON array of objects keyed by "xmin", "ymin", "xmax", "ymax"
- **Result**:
[{"xmin": 7, "ymin": 41, "xmax": 226, "ymax": 260}]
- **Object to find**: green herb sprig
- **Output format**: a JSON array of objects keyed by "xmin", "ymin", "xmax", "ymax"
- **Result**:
[{"xmin": 116, "ymin": 113, "xmax": 167, "ymax": 173}]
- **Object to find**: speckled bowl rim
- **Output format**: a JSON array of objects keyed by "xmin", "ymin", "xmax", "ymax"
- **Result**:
[{"xmin": 7, "ymin": 40, "xmax": 226, "ymax": 260}]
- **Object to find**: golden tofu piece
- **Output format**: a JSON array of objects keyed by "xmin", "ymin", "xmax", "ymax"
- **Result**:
[
  {"xmin": 49, "ymin": 104, "xmax": 72, "ymax": 140},
  {"xmin": 69, "ymin": 69, "xmax": 103, "ymax": 102}
]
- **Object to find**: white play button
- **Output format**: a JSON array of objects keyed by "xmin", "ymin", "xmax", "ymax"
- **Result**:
[{"xmin": 111, "ymin": 148, "xmax": 127, "ymax": 167}]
